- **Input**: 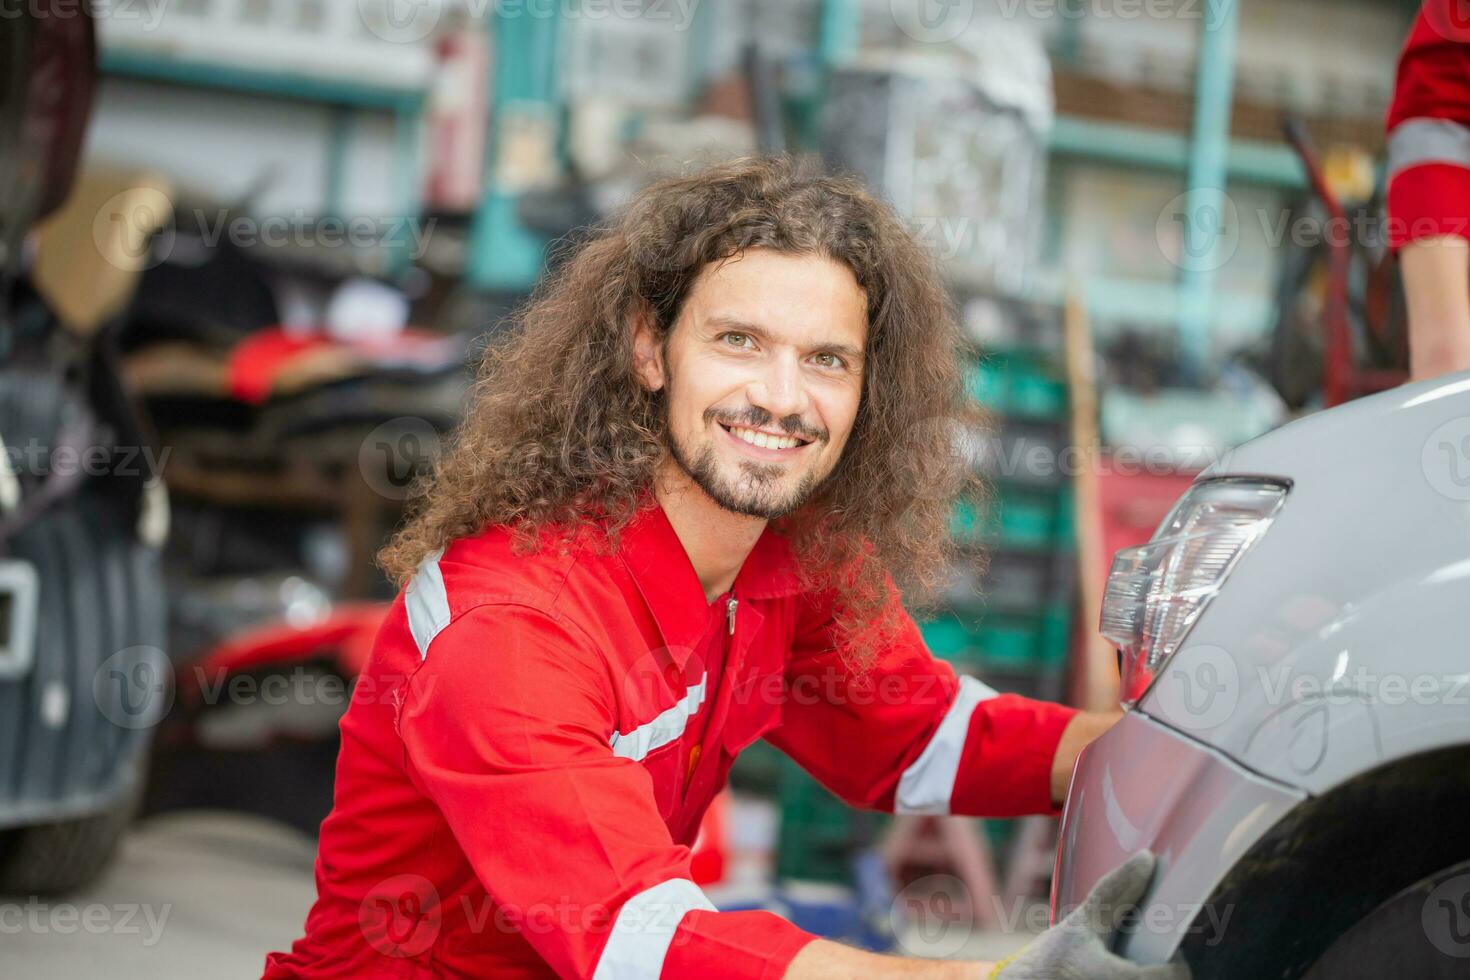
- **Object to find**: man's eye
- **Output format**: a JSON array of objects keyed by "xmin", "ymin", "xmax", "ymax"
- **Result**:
[
  {"xmin": 813, "ymin": 353, "xmax": 845, "ymax": 369},
  {"xmin": 723, "ymin": 333, "xmax": 751, "ymax": 348}
]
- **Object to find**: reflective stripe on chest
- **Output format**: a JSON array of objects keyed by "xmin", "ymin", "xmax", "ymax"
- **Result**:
[{"xmin": 608, "ymin": 674, "xmax": 708, "ymax": 762}]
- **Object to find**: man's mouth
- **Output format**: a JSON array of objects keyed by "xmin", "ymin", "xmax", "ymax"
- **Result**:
[{"xmin": 718, "ymin": 422, "xmax": 813, "ymax": 454}]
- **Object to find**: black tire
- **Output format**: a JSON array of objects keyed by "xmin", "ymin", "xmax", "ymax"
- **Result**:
[
  {"xmin": 0, "ymin": 760, "xmax": 144, "ymax": 896},
  {"xmin": 0, "ymin": 360, "xmax": 165, "ymax": 897},
  {"xmin": 0, "ymin": 492, "xmax": 159, "ymax": 897},
  {"xmin": 1302, "ymin": 859, "xmax": 1470, "ymax": 980}
]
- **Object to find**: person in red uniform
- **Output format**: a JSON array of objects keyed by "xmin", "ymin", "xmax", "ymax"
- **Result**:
[
  {"xmin": 1388, "ymin": 0, "xmax": 1470, "ymax": 379},
  {"xmin": 263, "ymin": 157, "xmax": 1186, "ymax": 979}
]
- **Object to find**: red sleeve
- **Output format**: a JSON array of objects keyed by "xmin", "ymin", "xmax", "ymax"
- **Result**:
[
  {"xmin": 765, "ymin": 579, "xmax": 1078, "ymax": 819},
  {"xmin": 396, "ymin": 603, "xmax": 816, "ymax": 979},
  {"xmin": 1387, "ymin": 2, "xmax": 1470, "ymax": 249}
]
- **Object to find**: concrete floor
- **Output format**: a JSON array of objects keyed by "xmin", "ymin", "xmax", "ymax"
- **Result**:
[
  {"xmin": 2, "ymin": 811, "xmax": 318, "ymax": 978},
  {"xmin": 2, "ymin": 809, "xmax": 1038, "ymax": 976}
]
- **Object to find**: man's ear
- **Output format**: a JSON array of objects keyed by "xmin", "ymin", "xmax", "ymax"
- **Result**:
[{"xmin": 630, "ymin": 304, "xmax": 666, "ymax": 393}]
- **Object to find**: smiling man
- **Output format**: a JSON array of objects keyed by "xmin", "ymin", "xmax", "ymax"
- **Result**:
[
  {"xmin": 263, "ymin": 157, "xmax": 1178, "ymax": 980},
  {"xmin": 638, "ymin": 251, "xmax": 862, "ymax": 527}
]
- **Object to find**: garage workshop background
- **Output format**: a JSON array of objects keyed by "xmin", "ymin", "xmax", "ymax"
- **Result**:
[{"xmin": 1, "ymin": 0, "xmax": 1422, "ymax": 974}]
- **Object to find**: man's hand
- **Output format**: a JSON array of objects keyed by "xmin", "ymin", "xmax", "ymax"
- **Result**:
[
  {"xmin": 988, "ymin": 852, "xmax": 1190, "ymax": 980},
  {"xmin": 1049, "ymin": 710, "xmax": 1121, "ymax": 806},
  {"xmin": 782, "ymin": 851, "xmax": 1188, "ymax": 979}
]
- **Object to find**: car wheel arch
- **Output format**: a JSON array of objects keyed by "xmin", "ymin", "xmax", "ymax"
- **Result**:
[{"xmin": 1176, "ymin": 742, "xmax": 1470, "ymax": 979}]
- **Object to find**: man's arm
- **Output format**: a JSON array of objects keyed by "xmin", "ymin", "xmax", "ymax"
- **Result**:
[
  {"xmin": 1387, "ymin": 1, "xmax": 1470, "ymax": 379},
  {"xmin": 1050, "ymin": 709, "xmax": 1123, "ymax": 805},
  {"xmin": 780, "ymin": 695, "xmax": 1122, "ymax": 977},
  {"xmin": 1401, "ymin": 237, "xmax": 1470, "ymax": 379},
  {"xmin": 785, "ymin": 940, "xmax": 990, "ymax": 978},
  {"xmin": 765, "ymin": 578, "xmax": 1088, "ymax": 819},
  {"xmin": 782, "ymin": 853, "xmax": 1190, "ymax": 980}
]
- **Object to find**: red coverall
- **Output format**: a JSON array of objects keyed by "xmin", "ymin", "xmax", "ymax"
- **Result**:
[
  {"xmin": 262, "ymin": 493, "xmax": 1078, "ymax": 979},
  {"xmin": 1387, "ymin": 0, "xmax": 1470, "ymax": 249}
]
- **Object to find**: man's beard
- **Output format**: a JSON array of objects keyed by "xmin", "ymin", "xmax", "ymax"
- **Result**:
[{"xmin": 667, "ymin": 424, "xmax": 820, "ymax": 520}]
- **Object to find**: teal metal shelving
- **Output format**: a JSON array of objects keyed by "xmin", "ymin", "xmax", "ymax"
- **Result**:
[
  {"xmin": 99, "ymin": 49, "xmax": 426, "ymax": 112},
  {"xmin": 1047, "ymin": 116, "xmax": 1304, "ymax": 189},
  {"xmin": 463, "ymin": 0, "xmax": 863, "ymax": 292},
  {"xmin": 1044, "ymin": 0, "xmax": 1249, "ymax": 374},
  {"xmin": 465, "ymin": 7, "xmax": 563, "ymax": 292},
  {"xmin": 1057, "ymin": 275, "xmax": 1272, "ymax": 336},
  {"xmin": 1178, "ymin": 0, "xmax": 1242, "ymax": 376},
  {"xmin": 98, "ymin": 47, "xmax": 428, "ymax": 272}
]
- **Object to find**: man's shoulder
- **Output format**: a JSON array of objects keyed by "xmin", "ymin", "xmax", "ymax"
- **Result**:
[{"xmin": 418, "ymin": 521, "xmax": 624, "ymax": 635}]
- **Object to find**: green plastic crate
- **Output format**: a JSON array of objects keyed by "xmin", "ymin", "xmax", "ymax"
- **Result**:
[
  {"xmin": 948, "ymin": 497, "xmax": 993, "ymax": 545},
  {"xmin": 1054, "ymin": 482, "xmax": 1077, "ymax": 543},
  {"xmin": 966, "ymin": 350, "xmax": 1069, "ymax": 421},
  {"xmin": 920, "ymin": 600, "xmax": 1073, "ymax": 673},
  {"xmin": 995, "ymin": 487, "xmax": 1062, "ymax": 547},
  {"xmin": 1010, "ymin": 372, "xmax": 1068, "ymax": 419},
  {"xmin": 950, "ymin": 486, "xmax": 1070, "ymax": 551},
  {"xmin": 919, "ymin": 616, "xmax": 973, "ymax": 662},
  {"xmin": 729, "ymin": 739, "xmax": 785, "ymax": 796},
  {"xmin": 974, "ymin": 613, "xmax": 1043, "ymax": 669},
  {"xmin": 775, "ymin": 757, "xmax": 887, "ymax": 884},
  {"xmin": 1039, "ymin": 602, "xmax": 1073, "ymax": 669},
  {"xmin": 984, "ymin": 817, "xmax": 1017, "ymax": 853}
]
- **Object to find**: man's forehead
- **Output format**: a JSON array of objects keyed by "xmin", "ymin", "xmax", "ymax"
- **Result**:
[{"xmin": 684, "ymin": 251, "xmax": 868, "ymax": 347}]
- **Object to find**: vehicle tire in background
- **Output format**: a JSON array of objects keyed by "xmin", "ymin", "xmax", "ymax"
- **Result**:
[
  {"xmin": 0, "ymin": 366, "xmax": 166, "ymax": 896},
  {"xmin": 1303, "ymin": 859, "xmax": 1470, "ymax": 980},
  {"xmin": 0, "ymin": 762, "xmax": 145, "ymax": 896}
]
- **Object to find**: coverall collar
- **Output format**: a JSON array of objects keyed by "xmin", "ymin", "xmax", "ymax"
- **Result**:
[{"xmin": 617, "ymin": 490, "xmax": 802, "ymax": 653}]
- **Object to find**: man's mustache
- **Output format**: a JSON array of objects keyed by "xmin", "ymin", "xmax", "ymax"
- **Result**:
[{"xmin": 708, "ymin": 410, "xmax": 827, "ymax": 444}]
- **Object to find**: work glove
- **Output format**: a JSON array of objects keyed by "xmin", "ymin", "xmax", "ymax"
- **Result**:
[{"xmin": 988, "ymin": 851, "xmax": 1191, "ymax": 980}]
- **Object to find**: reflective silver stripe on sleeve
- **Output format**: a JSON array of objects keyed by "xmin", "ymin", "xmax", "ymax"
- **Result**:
[
  {"xmin": 894, "ymin": 675, "xmax": 999, "ymax": 815},
  {"xmin": 405, "ymin": 548, "xmax": 450, "ymax": 660},
  {"xmin": 609, "ymin": 675, "xmax": 708, "ymax": 762},
  {"xmin": 591, "ymin": 877, "xmax": 717, "ymax": 980},
  {"xmin": 1388, "ymin": 118, "xmax": 1470, "ymax": 181}
]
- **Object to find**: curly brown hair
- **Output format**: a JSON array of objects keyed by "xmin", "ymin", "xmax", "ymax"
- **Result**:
[{"xmin": 378, "ymin": 154, "xmax": 985, "ymax": 671}]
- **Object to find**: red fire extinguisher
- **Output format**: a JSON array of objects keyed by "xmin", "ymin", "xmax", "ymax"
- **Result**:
[{"xmin": 423, "ymin": 17, "xmax": 489, "ymax": 214}]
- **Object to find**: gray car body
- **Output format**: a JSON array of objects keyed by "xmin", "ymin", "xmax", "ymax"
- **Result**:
[{"xmin": 1052, "ymin": 369, "xmax": 1470, "ymax": 964}]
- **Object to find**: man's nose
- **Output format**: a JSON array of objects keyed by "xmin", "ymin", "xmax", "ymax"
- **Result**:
[{"xmin": 746, "ymin": 354, "xmax": 811, "ymax": 423}]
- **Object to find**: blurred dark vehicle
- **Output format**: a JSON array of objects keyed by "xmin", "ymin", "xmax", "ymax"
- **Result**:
[{"xmin": 0, "ymin": 4, "xmax": 168, "ymax": 893}]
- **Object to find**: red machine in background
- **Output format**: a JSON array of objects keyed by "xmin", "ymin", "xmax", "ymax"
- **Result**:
[{"xmin": 1272, "ymin": 118, "xmax": 1409, "ymax": 409}]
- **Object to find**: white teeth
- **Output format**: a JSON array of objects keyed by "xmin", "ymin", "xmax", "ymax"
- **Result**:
[{"xmin": 729, "ymin": 425, "xmax": 801, "ymax": 450}]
